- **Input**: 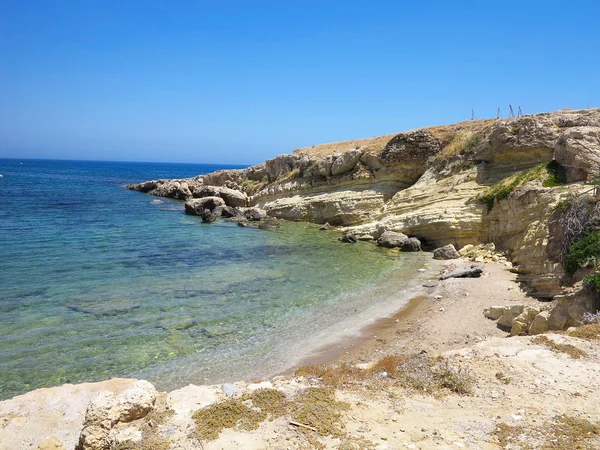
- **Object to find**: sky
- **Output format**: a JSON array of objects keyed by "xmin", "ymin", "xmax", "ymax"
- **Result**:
[{"xmin": 1, "ymin": 1, "xmax": 599, "ymax": 165}]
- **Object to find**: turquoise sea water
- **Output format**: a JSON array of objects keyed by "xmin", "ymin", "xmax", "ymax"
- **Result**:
[{"xmin": 0, "ymin": 159, "xmax": 429, "ymax": 400}]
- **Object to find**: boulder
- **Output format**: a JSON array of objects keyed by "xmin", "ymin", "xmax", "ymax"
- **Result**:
[
  {"xmin": 193, "ymin": 185, "xmax": 247, "ymax": 207},
  {"xmin": 199, "ymin": 209, "xmax": 219, "ymax": 223},
  {"xmin": 497, "ymin": 306, "xmax": 526, "ymax": 328},
  {"xmin": 529, "ymin": 310, "xmax": 550, "ymax": 335},
  {"xmin": 339, "ymin": 234, "xmax": 357, "ymax": 243},
  {"xmin": 258, "ymin": 218, "xmax": 281, "ymax": 230},
  {"xmin": 244, "ymin": 208, "xmax": 268, "ymax": 221},
  {"xmin": 433, "ymin": 244, "xmax": 460, "ymax": 260},
  {"xmin": 360, "ymin": 152, "xmax": 383, "ymax": 169},
  {"xmin": 554, "ymin": 126, "xmax": 600, "ymax": 182},
  {"xmin": 314, "ymin": 156, "xmax": 334, "ymax": 177},
  {"xmin": 510, "ymin": 307, "xmax": 541, "ymax": 336},
  {"xmin": 331, "ymin": 149, "xmax": 362, "ymax": 176},
  {"xmin": 76, "ymin": 381, "xmax": 157, "ymax": 450},
  {"xmin": 320, "ymin": 222, "xmax": 331, "ymax": 230},
  {"xmin": 214, "ymin": 205, "xmax": 240, "ymax": 218},
  {"xmin": 377, "ymin": 231, "xmax": 421, "ymax": 251},
  {"xmin": 439, "ymin": 264, "xmax": 483, "ymax": 280},
  {"xmin": 116, "ymin": 380, "xmax": 157, "ymax": 423},
  {"xmin": 184, "ymin": 197, "xmax": 225, "ymax": 215}
]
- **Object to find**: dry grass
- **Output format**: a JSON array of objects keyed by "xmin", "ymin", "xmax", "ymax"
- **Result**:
[
  {"xmin": 293, "ymin": 117, "xmax": 496, "ymax": 159},
  {"xmin": 190, "ymin": 387, "xmax": 349, "ymax": 442},
  {"xmin": 492, "ymin": 415, "xmax": 600, "ymax": 449},
  {"xmin": 289, "ymin": 387, "xmax": 350, "ymax": 438},
  {"xmin": 436, "ymin": 130, "xmax": 481, "ymax": 160},
  {"xmin": 568, "ymin": 323, "xmax": 600, "ymax": 340},
  {"xmin": 533, "ymin": 335, "xmax": 587, "ymax": 359},
  {"xmin": 293, "ymin": 134, "xmax": 397, "ymax": 157},
  {"xmin": 295, "ymin": 354, "xmax": 475, "ymax": 395}
]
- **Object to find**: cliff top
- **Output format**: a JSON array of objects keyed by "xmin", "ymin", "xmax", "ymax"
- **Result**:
[{"xmin": 292, "ymin": 108, "xmax": 599, "ymax": 157}]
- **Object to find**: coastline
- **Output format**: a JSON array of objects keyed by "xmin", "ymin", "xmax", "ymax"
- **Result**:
[{"xmin": 3, "ymin": 258, "xmax": 600, "ymax": 450}]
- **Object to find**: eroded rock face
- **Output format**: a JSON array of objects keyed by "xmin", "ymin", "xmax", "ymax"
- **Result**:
[
  {"xmin": 554, "ymin": 126, "xmax": 600, "ymax": 182},
  {"xmin": 549, "ymin": 285, "xmax": 599, "ymax": 330},
  {"xmin": 485, "ymin": 187, "xmax": 563, "ymax": 298}
]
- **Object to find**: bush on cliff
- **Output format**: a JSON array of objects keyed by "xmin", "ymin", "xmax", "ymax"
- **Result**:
[
  {"xmin": 565, "ymin": 231, "xmax": 600, "ymax": 275},
  {"xmin": 481, "ymin": 161, "xmax": 568, "ymax": 212}
]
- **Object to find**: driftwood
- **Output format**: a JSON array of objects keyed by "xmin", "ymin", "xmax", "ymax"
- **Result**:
[{"xmin": 289, "ymin": 421, "xmax": 318, "ymax": 432}]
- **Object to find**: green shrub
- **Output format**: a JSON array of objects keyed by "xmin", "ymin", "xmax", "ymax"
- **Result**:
[
  {"xmin": 482, "ymin": 162, "xmax": 568, "ymax": 212},
  {"xmin": 565, "ymin": 231, "xmax": 600, "ymax": 275},
  {"xmin": 584, "ymin": 272, "xmax": 600, "ymax": 291}
]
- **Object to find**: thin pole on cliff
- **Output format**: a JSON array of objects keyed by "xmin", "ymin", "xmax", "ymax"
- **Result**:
[
  {"xmin": 497, "ymin": 107, "xmax": 502, "ymax": 119},
  {"xmin": 471, "ymin": 109, "xmax": 477, "ymax": 120},
  {"xmin": 509, "ymin": 104, "xmax": 515, "ymax": 118},
  {"xmin": 518, "ymin": 106, "xmax": 523, "ymax": 117}
]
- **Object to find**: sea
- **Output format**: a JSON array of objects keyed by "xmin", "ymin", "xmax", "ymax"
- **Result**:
[{"xmin": 0, "ymin": 158, "xmax": 431, "ymax": 400}]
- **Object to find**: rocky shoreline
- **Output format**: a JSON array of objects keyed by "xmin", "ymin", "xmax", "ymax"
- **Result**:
[{"xmin": 3, "ymin": 108, "xmax": 600, "ymax": 449}]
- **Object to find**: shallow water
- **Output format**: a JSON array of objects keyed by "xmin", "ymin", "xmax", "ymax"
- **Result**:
[{"xmin": 0, "ymin": 159, "xmax": 428, "ymax": 399}]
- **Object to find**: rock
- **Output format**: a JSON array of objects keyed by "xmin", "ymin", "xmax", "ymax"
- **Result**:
[
  {"xmin": 214, "ymin": 205, "xmax": 240, "ymax": 218},
  {"xmin": 529, "ymin": 310, "xmax": 551, "ymax": 335},
  {"xmin": 339, "ymin": 234, "xmax": 357, "ymax": 243},
  {"xmin": 199, "ymin": 209, "xmax": 219, "ymax": 223},
  {"xmin": 548, "ymin": 285, "xmax": 597, "ymax": 330},
  {"xmin": 356, "ymin": 234, "xmax": 374, "ymax": 241},
  {"xmin": 108, "ymin": 427, "xmax": 142, "ymax": 447},
  {"xmin": 554, "ymin": 126, "xmax": 600, "ymax": 182},
  {"xmin": 510, "ymin": 307, "xmax": 541, "ymax": 336},
  {"xmin": 377, "ymin": 231, "xmax": 421, "ymax": 251},
  {"xmin": 237, "ymin": 221, "xmax": 252, "ymax": 228},
  {"xmin": 496, "ymin": 306, "xmax": 526, "ymax": 328},
  {"xmin": 244, "ymin": 208, "xmax": 268, "ymax": 221},
  {"xmin": 116, "ymin": 380, "xmax": 157, "ymax": 423},
  {"xmin": 484, "ymin": 306, "xmax": 507, "ymax": 320},
  {"xmin": 76, "ymin": 392, "xmax": 119, "ymax": 450},
  {"xmin": 439, "ymin": 264, "xmax": 483, "ymax": 280},
  {"xmin": 258, "ymin": 218, "xmax": 281, "ymax": 230},
  {"xmin": 360, "ymin": 152, "xmax": 383, "ymax": 169},
  {"xmin": 38, "ymin": 436, "xmax": 65, "ymax": 450},
  {"xmin": 320, "ymin": 222, "xmax": 331, "ymax": 230},
  {"xmin": 184, "ymin": 197, "xmax": 225, "ymax": 215},
  {"xmin": 433, "ymin": 244, "xmax": 460, "ymax": 260},
  {"xmin": 331, "ymin": 149, "xmax": 362, "ymax": 176},
  {"xmin": 314, "ymin": 156, "xmax": 334, "ymax": 177},
  {"xmin": 221, "ymin": 383, "xmax": 241, "ymax": 397}
]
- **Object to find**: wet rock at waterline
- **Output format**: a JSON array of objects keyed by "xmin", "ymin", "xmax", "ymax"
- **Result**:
[
  {"xmin": 377, "ymin": 231, "xmax": 421, "ymax": 252},
  {"xmin": 184, "ymin": 196, "xmax": 225, "ymax": 215}
]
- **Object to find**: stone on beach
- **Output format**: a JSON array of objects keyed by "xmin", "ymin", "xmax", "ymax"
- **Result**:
[
  {"xmin": 377, "ymin": 231, "xmax": 421, "ymax": 252},
  {"xmin": 433, "ymin": 244, "xmax": 460, "ymax": 260},
  {"xmin": 439, "ymin": 264, "xmax": 483, "ymax": 280}
]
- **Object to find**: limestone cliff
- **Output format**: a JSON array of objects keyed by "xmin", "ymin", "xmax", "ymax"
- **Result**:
[{"xmin": 127, "ymin": 108, "xmax": 600, "ymax": 303}]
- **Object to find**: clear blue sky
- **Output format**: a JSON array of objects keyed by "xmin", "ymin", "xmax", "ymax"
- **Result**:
[{"xmin": 1, "ymin": 1, "xmax": 598, "ymax": 164}]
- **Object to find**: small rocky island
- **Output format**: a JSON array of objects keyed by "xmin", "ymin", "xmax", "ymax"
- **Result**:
[{"xmin": 3, "ymin": 108, "xmax": 600, "ymax": 449}]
